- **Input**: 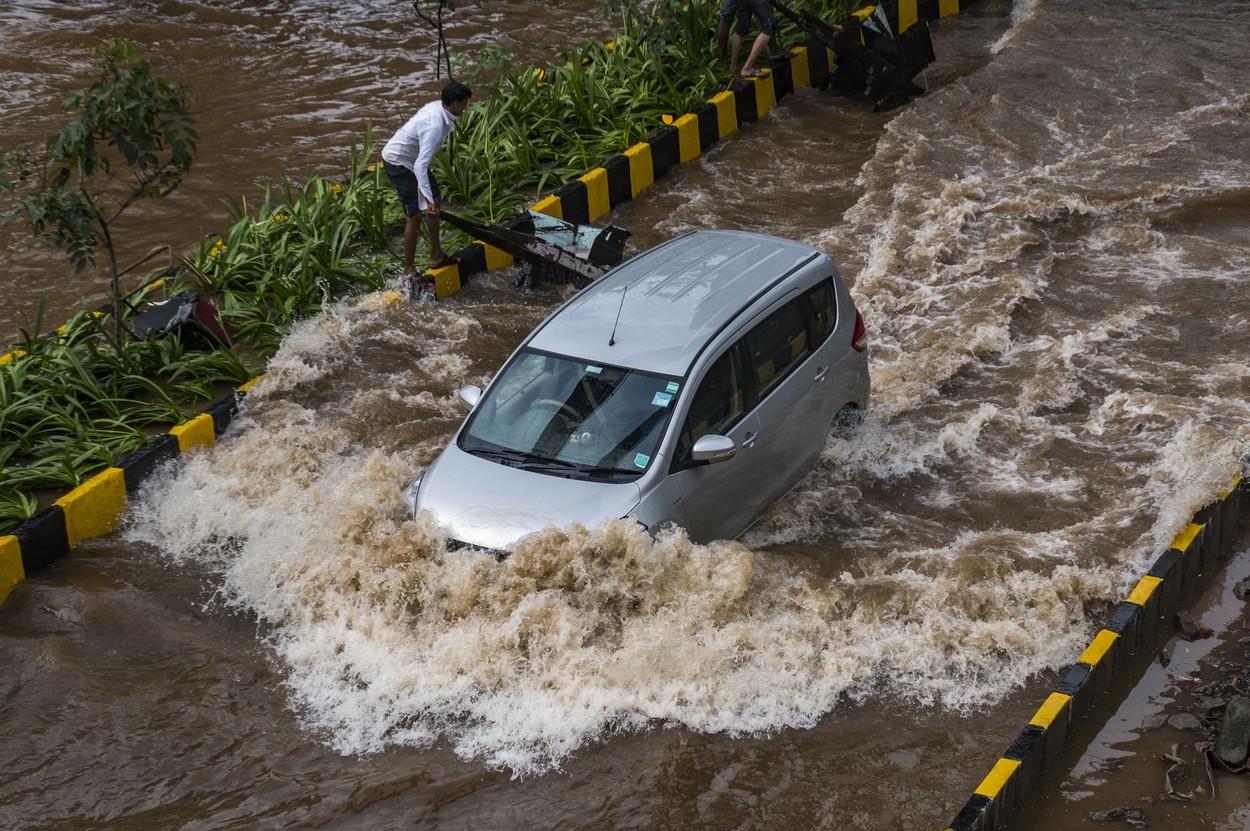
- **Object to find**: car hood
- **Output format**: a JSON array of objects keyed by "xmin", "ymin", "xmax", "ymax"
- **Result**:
[{"xmin": 416, "ymin": 445, "xmax": 643, "ymax": 551}]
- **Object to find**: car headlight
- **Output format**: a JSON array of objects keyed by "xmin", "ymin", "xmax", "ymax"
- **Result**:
[{"xmin": 404, "ymin": 474, "xmax": 423, "ymax": 516}]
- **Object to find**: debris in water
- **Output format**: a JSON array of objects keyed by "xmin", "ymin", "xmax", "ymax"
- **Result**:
[
  {"xmin": 1167, "ymin": 712, "xmax": 1203, "ymax": 733},
  {"xmin": 1088, "ymin": 805, "xmax": 1148, "ymax": 827},
  {"xmin": 1215, "ymin": 695, "xmax": 1250, "ymax": 767},
  {"xmin": 1176, "ymin": 610, "xmax": 1214, "ymax": 641},
  {"xmin": 1234, "ymin": 577, "xmax": 1250, "ymax": 601},
  {"xmin": 1160, "ymin": 742, "xmax": 1215, "ymax": 803}
]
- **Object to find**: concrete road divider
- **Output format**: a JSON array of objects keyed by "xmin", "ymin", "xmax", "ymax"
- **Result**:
[
  {"xmin": 946, "ymin": 473, "xmax": 1249, "ymax": 831},
  {"xmin": 0, "ymin": 380, "xmax": 259, "ymax": 606}
]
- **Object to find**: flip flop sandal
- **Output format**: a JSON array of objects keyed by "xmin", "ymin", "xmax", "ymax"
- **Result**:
[
  {"xmin": 740, "ymin": 68, "xmax": 769, "ymax": 79},
  {"xmin": 427, "ymin": 256, "xmax": 461, "ymax": 269}
]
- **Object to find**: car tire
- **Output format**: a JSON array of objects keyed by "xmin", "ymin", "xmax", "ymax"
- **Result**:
[{"xmin": 831, "ymin": 404, "xmax": 864, "ymax": 438}]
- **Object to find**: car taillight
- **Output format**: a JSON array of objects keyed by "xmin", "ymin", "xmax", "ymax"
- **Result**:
[{"xmin": 852, "ymin": 310, "xmax": 868, "ymax": 352}]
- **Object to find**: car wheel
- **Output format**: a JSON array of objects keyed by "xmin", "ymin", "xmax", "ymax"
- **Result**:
[{"xmin": 831, "ymin": 404, "xmax": 864, "ymax": 437}]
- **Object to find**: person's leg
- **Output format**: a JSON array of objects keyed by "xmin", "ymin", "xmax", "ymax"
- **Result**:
[
  {"xmin": 740, "ymin": 0, "xmax": 774, "ymax": 75},
  {"xmin": 761, "ymin": 0, "xmax": 785, "ymax": 60},
  {"xmin": 741, "ymin": 32, "xmax": 770, "ymax": 75},
  {"xmin": 425, "ymin": 212, "xmax": 443, "ymax": 265},
  {"xmin": 425, "ymin": 173, "xmax": 445, "ymax": 266},
  {"xmin": 732, "ymin": 4, "xmax": 755, "ymax": 77},
  {"xmin": 402, "ymin": 215, "xmax": 420, "ymax": 278},
  {"xmin": 385, "ymin": 161, "xmax": 423, "ymax": 279},
  {"xmin": 718, "ymin": 0, "xmax": 735, "ymax": 60}
]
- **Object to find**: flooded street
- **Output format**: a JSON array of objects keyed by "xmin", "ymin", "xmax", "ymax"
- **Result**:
[
  {"xmin": 4, "ymin": 0, "xmax": 1250, "ymax": 829},
  {"xmin": 0, "ymin": 0, "xmax": 614, "ymax": 337}
]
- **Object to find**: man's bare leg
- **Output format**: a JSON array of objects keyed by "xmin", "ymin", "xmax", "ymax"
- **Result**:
[
  {"xmin": 425, "ymin": 210, "xmax": 444, "ymax": 265},
  {"xmin": 402, "ymin": 214, "xmax": 420, "ymax": 279},
  {"xmin": 741, "ymin": 32, "xmax": 770, "ymax": 76},
  {"xmin": 729, "ymin": 32, "xmax": 743, "ymax": 77}
]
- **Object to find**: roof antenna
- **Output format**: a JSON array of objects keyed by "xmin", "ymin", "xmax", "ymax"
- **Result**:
[{"xmin": 608, "ymin": 285, "xmax": 628, "ymax": 346}]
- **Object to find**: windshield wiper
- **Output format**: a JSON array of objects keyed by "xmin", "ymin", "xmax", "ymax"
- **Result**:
[
  {"xmin": 470, "ymin": 446, "xmax": 636, "ymax": 480},
  {"xmin": 574, "ymin": 465, "xmax": 638, "ymax": 480},
  {"xmin": 467, "ymin": 446, "xmax": 531, "ymax": 466},
  {"xmin": 516, "ymin": 456, "xmax": 581, "ymax": 474},
  {"xmin": 469, "ymin": 447, "xmax": 580, "ymax": 474},
  {"xmin": 515, "ymin": 456, "xmax": 637, "ymax": 480}
]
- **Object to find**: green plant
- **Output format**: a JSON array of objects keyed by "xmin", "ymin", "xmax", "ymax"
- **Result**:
[{"xmin": 1, "ymin": 40, "xmax": 196, "ymax": 349}]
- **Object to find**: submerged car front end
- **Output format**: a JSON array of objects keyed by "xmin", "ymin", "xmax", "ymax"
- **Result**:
[{"xmin": 408, "ymin": 443, "xmax": 644, "ymax": 551}]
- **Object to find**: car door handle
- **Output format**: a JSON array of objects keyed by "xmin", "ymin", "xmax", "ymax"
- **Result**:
[
  {"xmin": 742, "ymin": 431, "xmax": 758, "ymax": 448},
  {"xmin": 814, "ymin": 366, "xmax": 829, "ymax": 382}
]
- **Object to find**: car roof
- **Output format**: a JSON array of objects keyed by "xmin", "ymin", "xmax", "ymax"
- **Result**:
[{"xmin": 526, "ymin": 230, "xmax": 821, "ymax": 376}]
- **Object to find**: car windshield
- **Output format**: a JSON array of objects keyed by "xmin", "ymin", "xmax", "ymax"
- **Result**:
[{"xmin": 459, "ymin": 349, "xmax": 682, "ymax": 480}]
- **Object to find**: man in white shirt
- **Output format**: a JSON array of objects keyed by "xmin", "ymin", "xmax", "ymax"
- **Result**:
[{"xmin": 381, "ymin": 80, "xmax": 472, "ymax": 282}]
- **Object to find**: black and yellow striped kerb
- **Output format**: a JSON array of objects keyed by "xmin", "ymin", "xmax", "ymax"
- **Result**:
[
  {"xmin": 893, "ymin": 0, "xmax": 971, "ymax": 35},
  {"xmin": 946, "ymin": 473, "xmax": 1249, "ymax": 831},
  {"xmin": 426, "ymin": 36, "xmax": 839, "ymax": 299},
  {"xmin": 0, "ymin": 376, "xmax": 262, "ymax": 606}
]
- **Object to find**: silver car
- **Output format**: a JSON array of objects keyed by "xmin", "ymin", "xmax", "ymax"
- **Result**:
[{"xmin": 408, "ymin": 230, "xmax": 869, "ymax": 548}]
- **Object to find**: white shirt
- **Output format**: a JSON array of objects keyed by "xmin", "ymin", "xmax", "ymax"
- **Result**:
[{"xmin": 381, "ymin": 100, "xmax": 458, "ymax": 209}]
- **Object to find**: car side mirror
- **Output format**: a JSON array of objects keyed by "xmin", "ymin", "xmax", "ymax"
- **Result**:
[
  {"xmin": 457, "ymin": 384, "xmax": 482, "ymax": 412},
  {"xmin": 691, "ymin": 434, "xmax": 736, "ymax": 464}
]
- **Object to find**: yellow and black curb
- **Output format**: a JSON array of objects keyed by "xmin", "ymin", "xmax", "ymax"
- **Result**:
[
  {"xmin": 424, "ymin": 37, "xmax": 837, "ymax": 300},
  {"xmin": 427, "ymin": 0, "xmax": 978, "ymax": 299},
  {"xmin": 0, "ymin": 375, "xmax": 262, "ymax": 607},
  {"xmin": 896, "ymin": 0, "xmax": 973, "ymax": 35},
  {"xmin": 946, "ymin": 473, "xmax": 1249, "ymax": 831}
]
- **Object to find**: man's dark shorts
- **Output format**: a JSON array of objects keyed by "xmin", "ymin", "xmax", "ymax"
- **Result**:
[
  {"xmin": 724, "ymin": 0, "xmax": 775, "ymax": 37},
  {"xmin": 383, "ymin": 160, "xmax": 440, "ymax": 217}
]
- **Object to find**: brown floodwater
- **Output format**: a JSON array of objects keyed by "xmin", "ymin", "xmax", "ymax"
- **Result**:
[
  {"xmin": 4, "ymin": 1, "xmax": 1250, "ymax": 829},
  {"xmin": 0, "ymin": 0, "xmax": 617, "ymax": 339}
]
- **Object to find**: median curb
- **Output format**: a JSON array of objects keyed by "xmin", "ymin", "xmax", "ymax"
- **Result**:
[
  {"xmin": 429, "ymin": 0, "xmax": 978, "ymax": 298},
  {"xmin": 0, "ymin": 375, "xmax": 262, "ymax": 606},
  {"xmin": 945, "ymin": 472, "xmax": 1249, "ymax": 831},
  {"xmin": 424, "ymin": 39, "xmax": 833, "ymax": 300}
]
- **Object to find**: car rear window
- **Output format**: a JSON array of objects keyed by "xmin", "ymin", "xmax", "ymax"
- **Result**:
[{"xmin": 806, "ymin": 278, "xmax": 836, "ymax": 346}]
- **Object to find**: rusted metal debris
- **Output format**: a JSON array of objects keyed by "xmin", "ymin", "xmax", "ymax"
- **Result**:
[{"xmin": 768, "ymin": 0, "xmax": 934, "ymax": 110}]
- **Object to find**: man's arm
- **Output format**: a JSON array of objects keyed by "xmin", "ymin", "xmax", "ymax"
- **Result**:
[{"xmin": 412, "ymin": 115, "xmax": 442, "ymax": 212}]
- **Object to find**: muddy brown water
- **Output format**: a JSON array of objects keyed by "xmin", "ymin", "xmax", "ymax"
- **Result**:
[
  {"xmin": 4, "ymin": 1, "xmax": 1250, "ymax": 829},
  {"xmin": 0, "ymin": 0, "xmax": 618, "ymax": 339}
]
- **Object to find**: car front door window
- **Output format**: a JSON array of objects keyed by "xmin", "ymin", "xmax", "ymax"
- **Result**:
[{"xmin": 675, "ymin": 347, "xmax": 745, "ymax": 468}]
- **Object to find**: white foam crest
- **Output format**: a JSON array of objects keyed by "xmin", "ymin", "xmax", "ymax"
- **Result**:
[
  {"xmin": 1081, "ymin": 402, "xmax": 1250, "ymax": 577},
  {"xmin": 840, "ymin": 557, "xmax": 1118, "ymax": 708},
  {"xmin": 1010, "ymin": 304, "xmax": 1160, "ymax": 414},
  {"xmin": 991, "ymin": 0, "xmax": 1043, "ymax": 55},
  {"xmin": 822, "ymin": 404, "xmax": 1001, "ymax": 482},
  {"xmin": 127, "ymin": 385, "xmax": 1143, "ymax": 774}
]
